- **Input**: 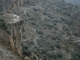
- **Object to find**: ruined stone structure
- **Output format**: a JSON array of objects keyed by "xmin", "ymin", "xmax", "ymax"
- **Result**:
[
  {"xmin": 0, "ymin": 0, "xmax": 24, "ymax": 12},
  {"xmin": 0, "ymin": 13, "xmax": 24, "ymax": 56}
]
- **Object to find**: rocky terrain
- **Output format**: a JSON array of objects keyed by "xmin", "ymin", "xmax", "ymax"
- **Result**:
[
  {"xmin": 0, "ymin": 45, "xmax": 20, "ymax": 60},
  {"xmin": 0, "ymin": 0, "xmax": 80, "ymax": 60}
]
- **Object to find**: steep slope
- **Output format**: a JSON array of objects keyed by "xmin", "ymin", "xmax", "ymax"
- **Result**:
[
  {"xmin": 0, "ymin": 0, "xmax": 80, "ymax": 60},
  {"xmin": 12, "ymin": 0, "xmax": 80, "ymax": 60}
]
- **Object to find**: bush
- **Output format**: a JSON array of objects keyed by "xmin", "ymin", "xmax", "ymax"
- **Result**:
[
  {"xmin": 56, "ymin": 52, "xmax": 63, "ymax": 58},
  {"xmin": 64, "ymin": 45, "xmax": 69, "ymax": 52},
  {"xmin": 0, "ymin": 19, "xmax": 7, "ymax": 30},
  {"xmin": 22, "ymin": 50, "xmax": 31, "ymax": 57},
  {"xmin": 43, "ymin": 11, "xmax": 47, "ymax": 15},
  {"xmin": 55, "ymin": 44, "xmax": 61, "ymax": 49},
  {"xmin": 76, "ymin": 43, "xmax": 80, "ymax": 49},
  {"xmin": 74, "ymin": 33, "xmax": 80, "ymax": 37},
  {"xmin": 71, "ymin": 52, "xmax": 80, "ymax": 60},
  {"xmin": 55, "ymin": 41, "xmax": 61, "ymax": 49},
  {"xmin": 46, "ymin": 51, "xmax": 63, "ymax": 59},
  {"xmin": 36, "ymin": 30, "xmax": 44, "ymax": 35}
]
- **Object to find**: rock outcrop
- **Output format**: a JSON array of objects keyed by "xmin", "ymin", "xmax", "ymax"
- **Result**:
[{"xmin": 0, "ymin": 13, "xmax": 24, "ymax": 56}]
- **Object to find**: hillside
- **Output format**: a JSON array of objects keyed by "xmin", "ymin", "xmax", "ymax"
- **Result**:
[
  {"xmin": 12, "ymin": 0, "xmax": 80, "ymax": 60},
  {"xmin": 0, "ymin": 0, "xmax": 23, "ymax": 12},
  {"xmin": 0, "ymin": 0, "xmax": 80, "ymax": 60}
]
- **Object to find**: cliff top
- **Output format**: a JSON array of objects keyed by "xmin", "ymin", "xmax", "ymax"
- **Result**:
[{"xmin": 0, "ymin": 13, "xmax": 23, "ymax": 24}]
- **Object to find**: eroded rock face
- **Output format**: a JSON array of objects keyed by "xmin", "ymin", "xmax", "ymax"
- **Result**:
[{"xmin": 0, "ymin": 13, "xmax": 24, "ymax": 56}]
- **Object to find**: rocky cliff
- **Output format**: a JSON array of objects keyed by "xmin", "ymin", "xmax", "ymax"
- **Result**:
[{"xmin": 0, "ymin": 13, "xmax": 24, "ymax": 56}]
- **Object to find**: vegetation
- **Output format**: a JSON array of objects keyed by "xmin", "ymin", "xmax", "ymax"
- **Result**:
[
  {"xmin": 0, "ymin": 19, "xmax": 7, "ymax": 30},
  {"xmin": 0, "ymin": 0, "xmax": 79, "ymax": 60}
]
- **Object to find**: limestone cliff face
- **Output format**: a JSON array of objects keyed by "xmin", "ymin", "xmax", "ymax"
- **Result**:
[
  {"xmin": 0, "ymin": 13, "xmax": 24, "ymax": 56},
  {"xmin": 0, "ymin": 0, "xmax": 24, "ymax": 12}
]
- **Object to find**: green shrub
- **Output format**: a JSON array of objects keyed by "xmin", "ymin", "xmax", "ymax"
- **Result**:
[
  {"xmin": 76, "ymin": 43, "xmax": 80, "ymax": 49},
  {"xmin": 0, "ymin": 19, "xmax": 7, "ymax": 30},
  {"xmin": 36, "ymin": 30, "xmax": 44, "ymax": 35},
  {"xmin": 64, "ymin": 46, "xmax": 69, "ymax": 52},
  {"xmin": 46, "ymin": 51, "xmax": 63, "ymax": 59},
  {"xmin": 55, "ymin": 41, "xmax": 61, "ymax": 49},
  {"xmin": 71, "ymin": 52, "xmax": 80, "ymax": 60},
  {"xmin": 74, "ymin": 33, "xmax": 80, "ymax": 37}
]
